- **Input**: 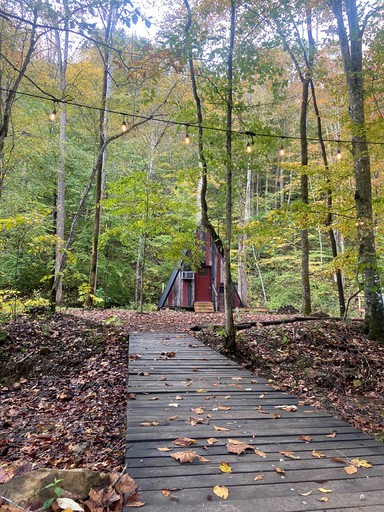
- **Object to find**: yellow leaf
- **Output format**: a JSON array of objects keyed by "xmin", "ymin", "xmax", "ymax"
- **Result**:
[
  {"xmin": 214, "ymin": 425, "xmax": 229, "ymax": 431},
  {"xmin": 319, "ymin": 497, "xmax": 329, "ymax": 502},
  {"xmin": 299, "ymin": 491, "xmax": 312, "ymax": 496},
  {"xmin": 219, "ymin": 462, "xmax": 232, "ymax": 473},
  {"xmin": 318, "ymin": 488, "xmax": 333, "ymax": 493},
  {"xmin": 351, "ymin": 458, "xmax": 372, "ymax": 468},
  {"xmin": 213, "ymin": 485, "xmax": 229, "ymax": 500},
  {"xmin": 254, "ymin": 474, "xmax": 264, "ymax": 481},
  {"xmin": 197, "ymin": 388, "xmax": 207, "ymax": 393},
  {"xmin": 191, "ymin": 407, "xmax": 205, "ymax": 414},
  {"xmin": 217, "ymin": 406, "xmax": 231, "ymax": 411},
  {"xmin": 344, "ymin": 465, "xmax": 358, "ymax": 475},
  {"xmin": 157, "ymin": 447, "xmax": 171, "ymax": 452},
  {"xmin": 207, "ymin": 438, "xmax": 218, "ymax": 445}
]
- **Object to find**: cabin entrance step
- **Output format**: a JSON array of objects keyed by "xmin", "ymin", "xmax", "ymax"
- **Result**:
[{"xmin": 194, "ymin": 301, "xmax": 215, "ymax": 313}]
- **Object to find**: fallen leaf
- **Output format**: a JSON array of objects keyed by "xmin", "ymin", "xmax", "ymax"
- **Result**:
[
  {"xmin": 175, "ymin": 396, "xmax": 183, "ymax": 400},
  {"xmin": 231, "ymin": 377, "xmax": 242, "ymax": 381},
  {"xmin": 326, "ymin": 431, "xmax": 337, "ymax": 438},
  {"xmin": 157, "ymin": 447, "xmax": 171, "ymax": 452},
  {"xmin": 351, "ymin": 458, "xmax": 372, "ymax": 468},
  {"xmin": 173, "ymin": 437, "xmax": 197, "ymax": 447},
  {"xmin": 280, "ymin": 451, "xmax": 300, "ymax": 460},
  {"xmin": 318, "ymin": 497, "xmax": 329, "ymax": 502},
  {"xmin": 191, "ymin": 407, "xmax": 205, "ymax": 414},
  {"xmin": 114, "ymin": 474, "xmax": 137, "ymax": 495},
  {"xmin": 56, "ymin": 498, "xmax": 84, "ymax": 511},
  {"xmin": 298, "ymin": 435, "xmax": 312, "ymax": 442},
  {"xmin": 217, "ymin": 405, "xmax": 231, "ymax": 411},
  {"xmin": 161, "ymin": 490, "xmax": 171, "ymax": 497},
  {"xmin": 213, "ymin": 485, "xmax": 229, "ymax": 500},
  {"xmin": 150, "ymin": 397, "xmax": 158, "ymax": 401},
  {"xmin": 275, "ymin": 467, "xmax": 285, "ymax": 475},
  {"xmin": 311, "ymin": 450, "xmax": 326, "ymax": 459},
  {"xmin": 272, "ymin": 413, "xmax": 281, "ymax": 419},
  {"xmin": 127, "ymin": 393, "xmax": 137, "ymax": 400},
  {"xmin": 318, "ymin": 488, "xmax": 333, "ymax": 493},
  {"xmin": 254, "ymin": 449, "xmax": 267, "ymax": 458},
  {"xmin": 224, "ymin": 395, "xmax": 231, "ymax": 399},
  {"xmin": 274, "ymin": 405, "xmax": 297, "ymax": 412},
  {"xmin": 299, "ymin": 491, "xmax": 312, "ymax": 496},
  {"xmin": 169, "ymin": 415, "xmax": 178, "ymax": 420},
  {"xmin": 214, "ymin": 425, "xmax": 229, "ymax": 431},
  {"xmin": 344, "ymin": 465, "xmax": 358, "ymax": 475},
  {"xmin": 207, "ymin": 438, "xmax": 218, "ymax": 445},
  {"xmin": 331, "ymin": 457, "xmax": 346, "ymax": 464},
  {"xmin": 0, "ymin": 466, "xmax": 13, "ymax": 484},
  {"xmin": 171, "ymin": 451, "xmax": 209, "ymax": 463},
  {"xmin": 219, "ymin": 462, "xmax": 232, "ymax": 473},
  {"xmin": 197, "ymin": 388, "xmax": 207, "ymax": 393},
  {"xmin": 254, "ymin": 474, "xmax": 264, "ymax": 481},
  {"xmin": 124, "ymin": 492, "xmax": 145, "ymax": 507}
]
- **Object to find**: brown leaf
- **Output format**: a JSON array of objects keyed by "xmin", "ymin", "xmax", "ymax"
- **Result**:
[
  {"xmin": 344, "ymin": 465, "xmax": 358, "ymax": 475},
  {"xmin": 254, "ymin": 474, "xmax": 264, "ymax": 481},
  {"xmin": 157, "ymin": 447, "xmax": 171, "ymax": 452},
  {"xmin": 175, "ymin": 396, "xmax": 183, "ymax": 400},
  {"xmin": 214, "ymin": 425, "xmax": 229, "ymax": 431},
  {"xmin": 272, "ymin": 413, "xmax": 281, "ymax": 419},
  {"xmin": 114, "ymin": 474, "xmax": 137, "ymax": 495},
  {"xmin": 161, "ymin": 490, "xmax": 171, "ymax": 497},
  {"xmin": 275, "ymin": 467, "xmax": 285, "ymax": 475},
  {"xmin": 311, "ymin": 450, "xmax": 326, "ymax": 459},
  {"xmin": 331, "ymin": 457, "xmax": 346, "ymax": 464},
  {"xmin": 191, "ymin": 407, "xmax": 205, "ymax": 414},
  {"xmin": 217, "ymin": 405, "xmax": 231, "ymax": 411},
  {"xmin": 280, "ymin": 451, "xmax": 300, "ymax": 460},
  {"xmin": 326, "ymin": 431, "xmax": 337, "ymax": 438},
  {"xmin": 171, "ymin": 451, "xmax": 209, "ymax": 463},
  {"xmin": 124, "ymin": 492, "xmax": 145, "ymax": 508},
  {"xmin": 173, "ymin": 437, "xmax": 197, "ymax": 447},
  {"xmin": 207, "ymin": 438, "xmax": 218, "ymax": 445},
  {"xmin": 298, "ymin": 435, "xmax": 312, "ymax": 442},
  {"xmin": 254, "ymin": 449, "xmax": 267, "ymax": 458}
]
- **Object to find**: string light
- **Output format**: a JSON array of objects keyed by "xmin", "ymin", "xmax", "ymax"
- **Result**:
[
  {"xmin": 48, "ymin": 102, "xmax": 57, "ymax": 122},
  {"xmin": 336, "ymin": 147, "xmax": 342, "ymax": 161},
  {"xmin": 279, "ymin": 136, "xmax": 285, "ymax": 157},
  {"xmin": 3, "ymin": 88, "xmax": 383, "ymax": 150},
  {"xmin": 246, "ymin": 131, "xmax": 254, "ymax": 153},
  {"xmin": 184, "ymin": 125, "xmax": 190, "ymax": 145},
  {"xmin": 121, "ymin": 119, "xmax": 128, "ymax": 133}
]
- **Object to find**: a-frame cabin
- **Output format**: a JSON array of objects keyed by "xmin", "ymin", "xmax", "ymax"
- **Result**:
[{"xmin": 158, "ymin": 228, "xmax": 243, "ymax": 312}]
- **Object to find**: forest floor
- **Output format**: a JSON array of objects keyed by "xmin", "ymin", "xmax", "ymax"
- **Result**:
[{"xmin": 1, "ymin": 308, "xmax": 383, "ymax": 483}]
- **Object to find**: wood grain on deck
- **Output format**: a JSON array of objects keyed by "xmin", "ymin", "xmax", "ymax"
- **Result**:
[{"xmin": 125, "ymin": 333, "xmax": 384, "ymax": 511}]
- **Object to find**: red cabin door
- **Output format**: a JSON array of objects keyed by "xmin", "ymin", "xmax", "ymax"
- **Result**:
[{"xmin": 195, "ymin": 267, "xmax": 212, "ymax": 302}]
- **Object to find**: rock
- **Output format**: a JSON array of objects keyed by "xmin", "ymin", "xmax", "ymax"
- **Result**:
[{"xmin": 0, "ymin": 469, "xmax": 109, "ymax": 507}]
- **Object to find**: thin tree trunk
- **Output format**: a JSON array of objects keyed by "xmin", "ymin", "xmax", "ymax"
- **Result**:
[
  {"xmin": 223, "ymin": 0, "xmax": 236, "ymax": 351},
  {"xmin": 53, "ymin": 3, "xmax": 69, "ymax": 306},
  {"xmin": 85, "ymin": 4, "xmax": 113, "ymax": 307},
  {"xmin": 309, "ymin": 77, "xmax": 345, "ymax": 317},
  {"xmin": 0, "ymin": 9, "xmax": 38, "ymax": 200}
]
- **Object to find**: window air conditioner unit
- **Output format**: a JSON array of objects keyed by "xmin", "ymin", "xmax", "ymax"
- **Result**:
[{"xmin": 181, "ymin": 271, "xmax": 194, "ymax": 280}]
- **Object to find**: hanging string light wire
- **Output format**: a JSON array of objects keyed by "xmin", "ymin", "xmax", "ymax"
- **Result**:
[{"xmin": 4, "ymin": 87, "xmax": 384, "ymax": 148}]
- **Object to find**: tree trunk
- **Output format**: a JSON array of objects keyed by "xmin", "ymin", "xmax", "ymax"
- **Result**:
[
  {"xmin": 0, "ymin": 9, "xmax": 38, "ymax": 200},
  {"xmin": 222, "ymin": 0, "xmax": 236, "ymax": 351},
  {"xmin": 52, "ymin": 4, "xmax": 69, "ymax": 307},
  {"xmin": 309, "ymin": 78, "xmax": 345, "ymax": 317},
  {"xmin": 300, "ymin": 75, "xmax": 311, "ymax": 315},
  {"xmin": 85, "ymin": 4, "xmax": 114, "ymax": 308},
  {"xmin": 330, "ymin": 0, "xmax": 384, "ymax": 340}
]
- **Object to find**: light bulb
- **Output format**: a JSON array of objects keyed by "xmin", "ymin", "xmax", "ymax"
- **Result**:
[
  {"xmin": 185, "ymin": 133, "xmax": 190, "ymax": 145},
  {"xmin": 336, "ymin": 148, "xmax": 342, "ymax": 161},
  {"xmin": 49, "ymin": 109, "xmax": 57, "ymax": 122},
  {"xmin": 121, "ymin": 120, "xmax": 128, "ymax": 133},
  {"xmin": 279, "ymin": 145, "xmax": 285, "ymax": 157},
  {"xmin": 246, "ymin": 142, "xmax": 252, "ymax": 153}
]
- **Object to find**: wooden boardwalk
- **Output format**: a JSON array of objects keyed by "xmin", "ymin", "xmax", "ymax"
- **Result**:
[{"xmin": 125, "ymin": 332, "xmax": 384, "ymax": 511}]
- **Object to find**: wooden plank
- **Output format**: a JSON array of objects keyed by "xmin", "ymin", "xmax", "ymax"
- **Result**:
[{"xmin": 125, "ymin": 333, "xmax": 384, "ymax": 512}]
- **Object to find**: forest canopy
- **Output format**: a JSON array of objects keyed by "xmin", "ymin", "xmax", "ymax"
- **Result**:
[{"xmin": 0, "ymin": 0, "xmax": 383, "ymax": 339}]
